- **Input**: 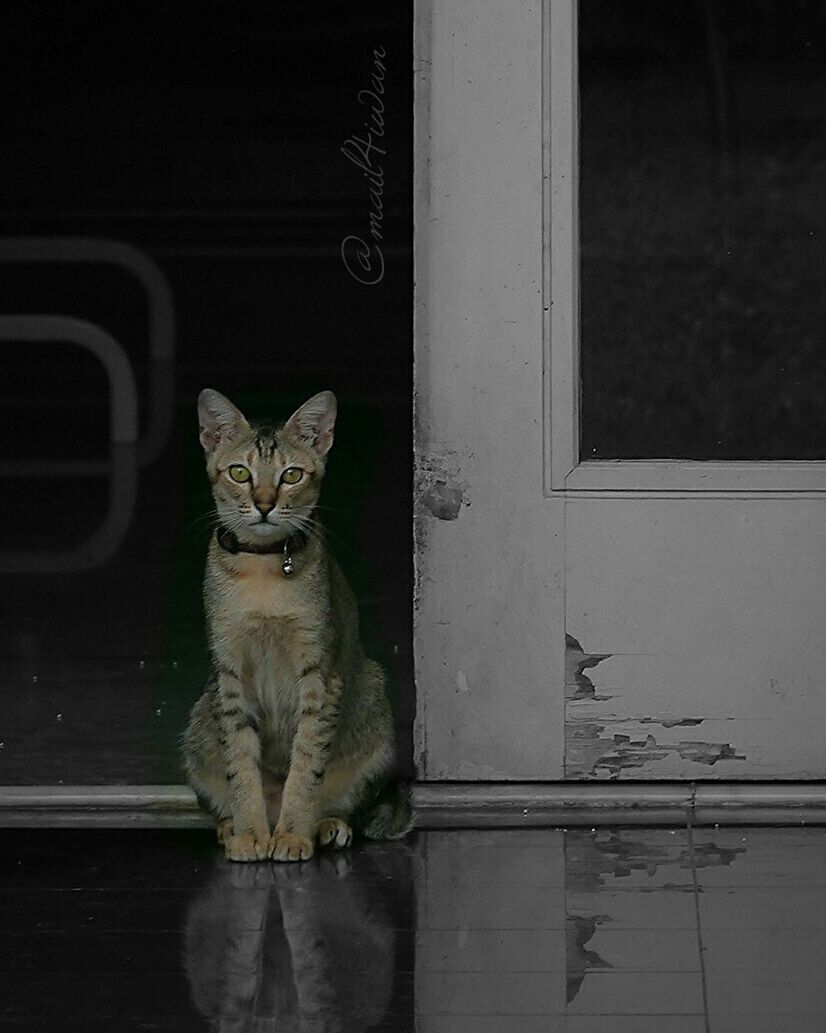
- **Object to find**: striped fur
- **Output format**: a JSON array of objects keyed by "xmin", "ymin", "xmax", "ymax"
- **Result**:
[{"xmin": 181, "ymin": 390, "xmax": 412, "ymax": 862}]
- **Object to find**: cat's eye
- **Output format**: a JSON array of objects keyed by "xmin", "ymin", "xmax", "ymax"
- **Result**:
[
  {"xmin": 227, "ymin": 464, "xmax": 251, "ymax": 483},
  {"xmin": 281, "ymin": 467, "xmax": 303, "ymax": 485}
]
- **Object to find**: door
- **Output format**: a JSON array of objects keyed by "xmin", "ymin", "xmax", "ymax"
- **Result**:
[{"xmin": 414, "ymin": 0, "xmax": 826, "ymax": 781}]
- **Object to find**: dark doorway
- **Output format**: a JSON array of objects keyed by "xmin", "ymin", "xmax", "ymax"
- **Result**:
[{"xmin": 0, "ymin": 1, "xmax": 413, "ymax": 784}]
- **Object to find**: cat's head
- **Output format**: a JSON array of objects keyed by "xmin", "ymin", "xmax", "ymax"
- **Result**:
[{"xmin": 197, "ymin": 389, "xmax": 336, "ymax": 543}]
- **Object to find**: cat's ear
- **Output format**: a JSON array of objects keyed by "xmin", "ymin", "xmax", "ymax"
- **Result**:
[
  {"xmin": 282, "ymin": 391, "xmax": 337, "ymax": 457},
  {"xmin": 197, "ymin": 389, "xmax": 250, "ymax": 454}
]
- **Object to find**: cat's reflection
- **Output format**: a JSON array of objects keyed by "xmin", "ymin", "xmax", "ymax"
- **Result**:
[{"xmin": 184, "ymin": 844, "xmax": 411, "ymax": 1032}]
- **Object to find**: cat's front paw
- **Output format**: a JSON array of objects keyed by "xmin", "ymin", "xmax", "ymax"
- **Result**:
[
  {"xmin": 224, "ymin": 831, "xmax": 270, "ymax": 863},
  {"xmin": 268, "ymin": 826, "xmax": 315, "ymax": 862}
]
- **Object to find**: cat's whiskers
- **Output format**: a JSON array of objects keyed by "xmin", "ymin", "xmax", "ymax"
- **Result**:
[
  {"xmin": 186, "ymin": 507, "xmax": 221, "ymax": 533},
  {"xmin": 224, "ymin": 511, "xmax": 258, "ymax": 536},
  {"xmin": 281, "ymin": 511, "xmax": 326, "ymax": 550}
]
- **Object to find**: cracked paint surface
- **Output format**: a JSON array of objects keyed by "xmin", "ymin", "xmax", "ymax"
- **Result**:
[{"xmin": 565, "ymin": 634, "xmax": 745, "ymax": 778}]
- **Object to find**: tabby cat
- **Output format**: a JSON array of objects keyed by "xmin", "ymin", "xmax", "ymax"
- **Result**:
[{"xmin": 181, "ymin": 389, "xmax": 411, "ymax": 862}]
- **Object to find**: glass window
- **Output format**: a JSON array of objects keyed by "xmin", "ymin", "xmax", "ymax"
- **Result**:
[{"xmin": 579, "ymin": 0, "xmax": 826, "ymax": 459}]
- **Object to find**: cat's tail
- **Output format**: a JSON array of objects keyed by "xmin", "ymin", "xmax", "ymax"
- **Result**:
[{"xmin": 354, "ymin": 778, "xmax": 414, "ymax": 841}]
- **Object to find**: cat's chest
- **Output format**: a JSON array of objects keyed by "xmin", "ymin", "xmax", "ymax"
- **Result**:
[
  {"xmin": 218, "ymin": 582, "xmax": 320, "ymax": 691},
  {"xmin": 225, "ymin": 606, "xmax": 319, "ymax": 685},
  {"xmin": 230, "ymin": 614, "xmax": 312, "ymax": 722},
  {"xmin": 209, "ymin": 555, "xmax": 323, "ymax": 638},
  {"xmin": 207, "ymin": 551, "xmax": 327, "ymax": 703},
  {"xmin": 226, "ymin": 558, "xmax": 305, "ymax": 618}
]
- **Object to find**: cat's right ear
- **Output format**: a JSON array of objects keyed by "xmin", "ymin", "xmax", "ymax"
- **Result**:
[{"xmin": 198, "ymin": 389, "xmax": 250, "ymax": 454}]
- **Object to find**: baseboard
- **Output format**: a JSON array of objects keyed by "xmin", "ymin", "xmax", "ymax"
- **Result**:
[
  {"xmin": 0, "ymin": 786, "xmax": 208, "ymax": 828},
  {"xmin": 414, "ymin": 782, "xmax": 826, "ymax": 827},
  {"xmin": 1, "ymin": 782, "xmax": 826, "ymax": 828}
]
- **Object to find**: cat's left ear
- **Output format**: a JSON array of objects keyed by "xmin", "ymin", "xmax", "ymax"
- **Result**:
[
  {"xmin": 283, "ymin": 391, "xmax": 337, "ymax": 457},
  {"xmin": 198, "ymin": 389, "xmax": 251, "ymax": 454}
]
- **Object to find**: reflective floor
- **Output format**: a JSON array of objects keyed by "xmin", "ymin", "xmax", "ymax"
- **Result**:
[{"xmin": 4, "ymin": 825, "xmax": 826, "ymax": 1031}]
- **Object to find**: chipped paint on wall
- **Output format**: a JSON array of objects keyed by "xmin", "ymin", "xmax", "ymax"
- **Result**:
[
  {"xmin": 565, "ymin": 634, "xmax": 612, "ymax": 701},
  {"xmin": 568, "ymin": 726, "xmax": 745, "ymax": 778},
  {"xmin": 638, "ymin": 716, "xmax": 705, "ymax": 728},
  {"xmin": 414, "ymin": 449, "xmax": 471, "ymax": 523},
  {"xmin": 421, "ymin": 479, "xmax": 464, "ymax": 520},
  {"xmin": 413, "ymin": 448, "xmax": 470, "ymax": 633},
  {"xmin": 565, "ymin": 634, "xmax": 745, "ymax": 779}
]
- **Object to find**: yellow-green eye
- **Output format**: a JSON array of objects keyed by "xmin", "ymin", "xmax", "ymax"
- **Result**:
[
  {"xmin": 228, "ymin": 464, "xmax": 251, "ymax": 483},
  {"xmin": 281, "ymin": 467, "xmax": 303, "ymax": 485}
]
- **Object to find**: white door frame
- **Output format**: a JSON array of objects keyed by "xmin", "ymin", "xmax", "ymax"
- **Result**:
[{"xmin": 413, "ymin": 0, "xmax": 566, "ymax": 780}]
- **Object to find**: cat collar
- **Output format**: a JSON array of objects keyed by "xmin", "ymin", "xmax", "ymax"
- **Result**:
[{"xmin": 215, "ymin": 525, "xmax": 308, "ymax": 576}]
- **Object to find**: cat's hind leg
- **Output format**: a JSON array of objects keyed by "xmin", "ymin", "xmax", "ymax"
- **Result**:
[
  {"xmin": 313, "ymin": 744, "xmax": 394, "ymax": 850},
  {"xmin": 189, "ymin": 765, "xmax": 235, "ymax": 848},
  {"xmin": 316, "ymin": 816, "xmax": 352, "ymax": 850},
  {"xmin": 182, "ymin": 730, "xmax": 233, "ymax": 844}
]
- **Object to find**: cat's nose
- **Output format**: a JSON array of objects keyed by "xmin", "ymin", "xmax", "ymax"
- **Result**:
[{"xmin": 252, "ymin": 485, "xmax": 277, "ymax": 516}]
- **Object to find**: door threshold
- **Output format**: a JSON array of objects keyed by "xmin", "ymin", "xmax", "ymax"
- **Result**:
[{"xmin": 1, "ymin": 782, "xmax": 826, "ymax": 828}]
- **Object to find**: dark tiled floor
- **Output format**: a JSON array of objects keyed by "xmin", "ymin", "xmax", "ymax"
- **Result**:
[{"xmin": 3, "ymin": 825, "xmax": 826, "ymax": 1031}]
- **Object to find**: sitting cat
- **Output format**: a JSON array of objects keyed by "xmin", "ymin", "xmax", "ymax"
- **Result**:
[{"xmin": 181, "ymin": 388, "xmax": 411, "ymax": 862}]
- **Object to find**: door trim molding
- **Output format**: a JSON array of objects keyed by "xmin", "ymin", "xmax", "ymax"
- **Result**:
[
  {"xmin": 413, "ymin": 0, "xmax": 566, "ymax": 780},
  {"xmin": 3, "ymin": 783, "xmax": 826, "ymax": 828}
]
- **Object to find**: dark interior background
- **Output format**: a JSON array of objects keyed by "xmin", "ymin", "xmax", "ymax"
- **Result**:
[
  {"xmin": 580, "ymin": 0, "xmax": 826, "ymax": 459},
  {"xmin": 0, "ymin": 0, "xmax": 413, "ymax": 783}
]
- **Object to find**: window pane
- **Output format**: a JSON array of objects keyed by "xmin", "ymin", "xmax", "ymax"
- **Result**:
[{"xmin": 579, "ymin": 0, "xmax": 826, "ymax": 459}]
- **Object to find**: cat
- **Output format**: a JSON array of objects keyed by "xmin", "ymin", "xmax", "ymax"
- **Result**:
[{"xmin": 181, "ymin": 388, "xmax": 412, "ymax": 862}]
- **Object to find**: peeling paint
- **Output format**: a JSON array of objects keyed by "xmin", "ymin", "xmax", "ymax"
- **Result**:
[
  {"xmin": 565, "ymin": 634, "xmax": 745, "ymax": 778},
  {"xmin": 569, "ymin": 722, "xmax": 744, "ymax": 778},
  {"xmin": 565, "ymin": 634, "xmax": 612, "ymax": 701},
  {"xmin": 421, "ymin": 479, "xmax": 464, "ymax": 520},
  {"xmin": 639, "ymin": 717, "xmax": 704, "ymax": 728},
  {"xmin": 456, "ymin": 670, "xmax": 470, "ymax": 694},
  {"xmin": 414, "ymin": 449, "xmax": 471, "ymax": 523},
  {"xmin": 675, "ymin": 740, "xmax": 743, "ymax": 765}
]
